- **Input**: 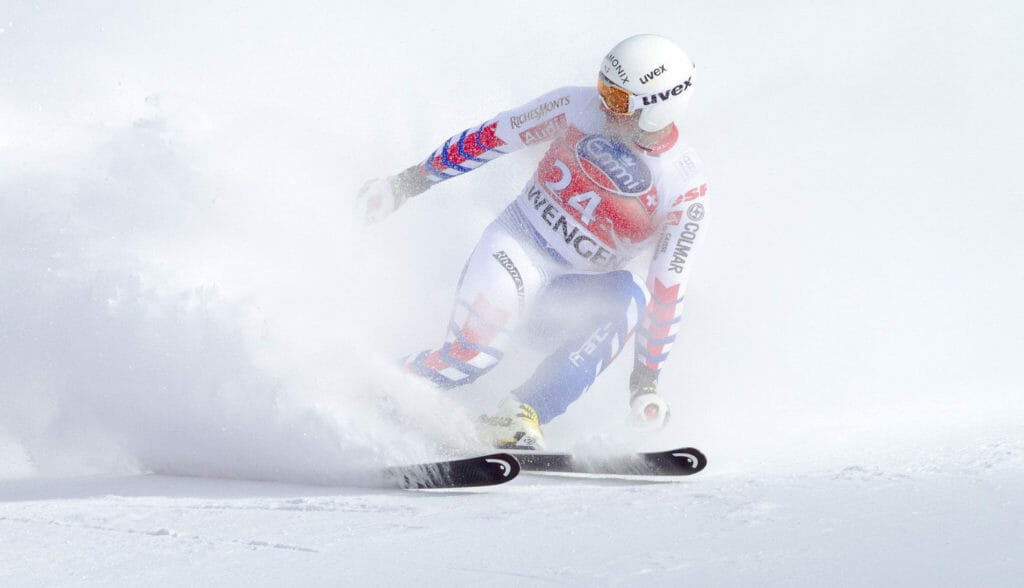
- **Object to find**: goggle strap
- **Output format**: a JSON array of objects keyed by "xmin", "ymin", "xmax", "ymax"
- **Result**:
[
  {"xmin": 628, "ymin": 94, "xmax": 647, "ymax": 112},
  {"xmin": 630, "ymin": 76, "xmax": 694, "ymax": 112}
]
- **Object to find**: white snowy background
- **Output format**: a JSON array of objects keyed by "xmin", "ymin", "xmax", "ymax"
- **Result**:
[{"xmin": 2, "ymin": 1, "xmax": 1022, "ymax": 585}]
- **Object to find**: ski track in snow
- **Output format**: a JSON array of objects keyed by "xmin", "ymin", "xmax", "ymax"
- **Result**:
[{"xmin": 2, "ymin": 433, "xmax": 1021, "ymax": 587}]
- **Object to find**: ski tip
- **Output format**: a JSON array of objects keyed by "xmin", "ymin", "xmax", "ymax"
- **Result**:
[
  {"xmin": 511, "ymin": 446, "xmax": 707, "ymax": 477},
  {"xmin": 386, "ymin": 452, "xmax": 522, "ymax": 490},
  {"xmin": 665, "ymin": 447, "xmax": 708, "ymax": 474},
  {"xmin": 479, "ymin": 452, "xmax": 522, "ymax": 480}
]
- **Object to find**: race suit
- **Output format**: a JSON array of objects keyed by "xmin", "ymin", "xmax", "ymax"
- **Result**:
[{"xmin": 402, "ymin": 86, "xmax": 709, "ymax": 423}]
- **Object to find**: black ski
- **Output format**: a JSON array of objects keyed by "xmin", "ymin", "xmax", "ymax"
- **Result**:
[
  {"xmin": 384, "ymin": 453, "xmax": 520, "ymax": 489},
  {"xmin": 512, "ymin": 446, "xmax": 707, "ymax": 477}
]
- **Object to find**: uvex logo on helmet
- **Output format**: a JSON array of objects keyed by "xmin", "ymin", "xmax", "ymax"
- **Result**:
[
  {"xmin": 639, "ymin": 65, "xmax": 667, "ymax": 84},
  {"xmin": 575, "ymin": 135, "xmax": 652, "ymax": 195},
  {"xmin": 641, "ymin": 76, "xmax": 693, "ymax": 106}
]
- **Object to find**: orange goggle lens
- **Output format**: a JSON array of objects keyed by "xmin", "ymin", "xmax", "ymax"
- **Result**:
[{"xmin": 598, "ymin": 74, "xmax": 633, "ymax": 114}]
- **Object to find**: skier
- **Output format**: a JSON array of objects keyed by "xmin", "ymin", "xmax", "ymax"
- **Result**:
[{"xmin": 356, "ymin": 34, "xmax": 709, "ymax": 450}]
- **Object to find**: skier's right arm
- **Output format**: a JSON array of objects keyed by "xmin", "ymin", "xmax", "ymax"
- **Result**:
[{"xmin": 356, "ymin": 87, "xmax": 583, "ymax": 224}]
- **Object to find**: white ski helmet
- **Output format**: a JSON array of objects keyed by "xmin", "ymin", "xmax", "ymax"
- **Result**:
[{"xmin": 599, "ymin": 34, "xmax": 696, "ymax": 132}]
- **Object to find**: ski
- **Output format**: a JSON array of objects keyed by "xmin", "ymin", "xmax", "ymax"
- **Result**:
[
  {"xmin": 511, "ymin": 446, "xmax": 707, "ymax": 477},
  {"xmin": 383, "ymin": 453, "xmax": 521, "ymax": 489}
]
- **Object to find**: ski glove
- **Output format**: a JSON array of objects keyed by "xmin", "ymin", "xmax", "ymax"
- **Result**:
[
  {"xmin": 629, "ymin": 363, "xmax": 670, "ymax": 430},
  {"xmin": 354, "ymin": 165, "xmax": 432, "ymax": 225}
]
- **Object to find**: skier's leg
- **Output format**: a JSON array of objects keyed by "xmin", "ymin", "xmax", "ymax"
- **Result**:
[
  {"xmin": 403, "ymin": 221, "xmax": 547, "ymax": 389},
  {"xmin": 512, "ymin": 269, "xmax": 650, "ymax": 424}
]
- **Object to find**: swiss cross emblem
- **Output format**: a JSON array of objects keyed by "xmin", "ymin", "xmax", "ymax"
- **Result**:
[{"xmin": 639, "ymin": 191, "xmax": 659, "ymax": 215}]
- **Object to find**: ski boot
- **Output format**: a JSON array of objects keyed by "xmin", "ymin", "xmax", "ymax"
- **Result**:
[{"xmin": 478, "ymin": 395, "xmax": 546, "ymax": 450}]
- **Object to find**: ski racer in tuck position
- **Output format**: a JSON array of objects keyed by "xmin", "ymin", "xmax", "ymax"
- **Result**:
[{"xmin": 356, "ymin": 34, "xmax": 710, "ymax": 450}]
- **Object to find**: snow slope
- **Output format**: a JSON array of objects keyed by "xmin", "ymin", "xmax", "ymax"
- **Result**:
[{"xmin": 2, "ymin": 1, "xmax": 1022, "ymax": 585}]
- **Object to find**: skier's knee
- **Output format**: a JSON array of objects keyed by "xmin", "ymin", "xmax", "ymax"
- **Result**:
[
  {"xmin": 605, "ymin": 270, "xmax": 648, "ymax": 330},
  {"xmin": 403, "ymin": 342, "xmax": 502, "ymax": 389}
]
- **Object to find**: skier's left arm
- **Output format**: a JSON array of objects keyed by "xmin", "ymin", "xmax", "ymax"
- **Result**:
[{"xmin": 629, "ymin": 161, "xmax": 710, "ymax": 429}]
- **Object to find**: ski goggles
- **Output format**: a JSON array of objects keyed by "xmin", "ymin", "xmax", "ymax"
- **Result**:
[{"xmin": 598, "ymin": 74, "xmax": 647, "ymax": 115}]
